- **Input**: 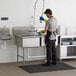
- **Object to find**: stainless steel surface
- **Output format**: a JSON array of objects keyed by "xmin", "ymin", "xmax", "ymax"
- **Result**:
[
  {"xmin": 0, "ymin": 28, "xmax": 12, "ymax": 40},
  {"xmin": 12, "ymin": 27, "xmax": 45, "ymax": 38},
  {"xmin": 13, "ymin": 27, "xmax": 45, "ymax": 48},
  {"xmin": 0, "ymin": 35, "xmax": 12, "ymax": 40},
  {"xmin": 13, "ymin": 27, "xmax": 46, "ymax": 64},
  {"xmin": 16, "ymin": 36, "xmax": 45, "ymax": 65},
  {"xmin": 0, "ymin": 28, "xmax": 10, "ymax": 35},
  {"xmin": 12, "ymin": 27, "xmax": 37, "ymax": 36},
  {"xmin": 13, "ymin": 27, "xmax": 59, "ymax": 64}
]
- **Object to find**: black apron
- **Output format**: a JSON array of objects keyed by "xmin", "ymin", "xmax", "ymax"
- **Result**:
[
  {"xmin": 45, "ymin": 30, "xmax": 52, "ymax": 44},
  {"xmin": 45, "ymin": 30, "xmax": 56, "ymax": 44}
]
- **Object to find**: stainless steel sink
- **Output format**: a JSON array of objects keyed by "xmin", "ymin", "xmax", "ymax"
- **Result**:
[
  {"xmin": 0, "ymin": 28, "xmax": 12, "ymax": 40},
  {"xmin": 0, "ymin": 28, "xmax": 10, "ymax": 35},
  {"xmin": 12, "ymin": 27, "xmax": 39, "ymax": 37}
]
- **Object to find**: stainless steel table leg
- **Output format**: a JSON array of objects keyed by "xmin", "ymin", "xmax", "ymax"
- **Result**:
[
  {"xmin": 17, "ymin": 46, "xmax": 19, "ymax": 63},
  {"xmin": 23, "ymin": 48, "xmax": 25, "ymax": 65},
  {"xmin": 59, "ymin": 59, "xmax": 62, "ymax": 62},
  {"xmin": 17, "ymin": 46, "xmax": 25, "ymax": 65}
]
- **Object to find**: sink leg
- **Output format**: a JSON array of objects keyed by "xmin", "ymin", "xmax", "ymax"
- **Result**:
[
  {"xmin": 17, "ymin": 46, "xmax": 19, "ymax": 63},
  {"xmin": 17, "ymin": 46, "xmax": 25, "ymax": 65},
  {"xmin": 23, "ymin": 48, "xmax": 25, "ymax": 65}
]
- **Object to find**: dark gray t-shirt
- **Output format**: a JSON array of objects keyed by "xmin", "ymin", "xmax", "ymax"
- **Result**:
[{"xmin": 46, "ymin": 16, "xmax": 57, "ymax": 40}]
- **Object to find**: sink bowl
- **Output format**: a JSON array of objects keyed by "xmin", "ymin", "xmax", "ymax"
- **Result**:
[
  {"xmin": 12, "ymin": 27, "xmax": 38, "ymax": 36},
  {"xmin": 12, "ymin": 27, "xmax": 45, "ymax": 37},
  {"xmin": 0, "ymin": 35, "xmax": 12, "ymax": 40},
  {"xmin": 0, "ymin": 28, "xmax": 10, "ymax": 35},
  {"xmin": 0, "ymin": 28, "xmax": 12, "ymax": 40}
]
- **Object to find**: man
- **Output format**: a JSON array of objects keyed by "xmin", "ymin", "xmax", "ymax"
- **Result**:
[{"xmin": 40, "ymin": 9, "xmax": 57, "ymax": 66}]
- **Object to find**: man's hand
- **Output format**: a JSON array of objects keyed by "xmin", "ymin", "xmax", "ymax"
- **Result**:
[
  {"xmin": 37, "ymin": 30, "xmax": 44, "ymax": 35},
  {"xmin": 40, "ymin": 30, "xmax": 44, "ymax": 33}
]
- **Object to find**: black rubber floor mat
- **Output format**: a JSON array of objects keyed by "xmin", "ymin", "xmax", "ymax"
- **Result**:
[{"xmin": 19, "ymin": 62, "xmax": 76, "ymax": 73}]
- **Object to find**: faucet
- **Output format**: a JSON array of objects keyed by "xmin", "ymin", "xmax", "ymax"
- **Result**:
[{"xmin": 28, "ymin": 25, "xmax": 37, "ymax": 32}]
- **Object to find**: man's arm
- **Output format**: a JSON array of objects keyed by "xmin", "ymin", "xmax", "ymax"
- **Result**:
[{"xmin": 41, "ymin": 25, "xmax": 48, "ymax": 33}]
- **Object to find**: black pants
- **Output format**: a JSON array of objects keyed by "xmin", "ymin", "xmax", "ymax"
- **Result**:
[{"xmin": 46, "ymin": 39, "xmax": 57, "ymax": 64}]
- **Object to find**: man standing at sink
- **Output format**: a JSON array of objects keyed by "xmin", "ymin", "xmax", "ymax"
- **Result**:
[{"xmin": 40, "ymin": 9, "xmax": 57, "ymax": 66}]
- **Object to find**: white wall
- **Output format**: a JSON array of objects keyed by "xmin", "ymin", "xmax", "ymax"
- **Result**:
[
  {"xmin": 45, "ymin": 0, "xmax": 76, "ymax": 26},
  {"xmin": 0, "ymin": 0, "xmax": 76, "ymax": 27},
  {"xmin": 0, "ymin": 0, "xmax": 76, "ymax": 63},
  {"xmin": 0, "ymin": 0, "xmax": 32, "ymax": 27}
]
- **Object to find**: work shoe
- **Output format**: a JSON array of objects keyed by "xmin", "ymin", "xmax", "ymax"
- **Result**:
[
  {"xmin": 45, "ymin": 62, "xmax": 51, "ymax": 66},
  {"xmin": 41, "ymin": 62, "xmax": 51, "ymax": 66},
  {"xmin": 52, "ymin": 61, "xmax": 57, "ymax": 65}
]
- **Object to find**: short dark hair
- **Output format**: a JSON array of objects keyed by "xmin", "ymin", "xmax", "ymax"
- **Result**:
[{"xmin": 44, "ymin": 9, "xmax": 52, "ymax": 15}]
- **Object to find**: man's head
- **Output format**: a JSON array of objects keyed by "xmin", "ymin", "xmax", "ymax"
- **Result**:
[{"xmin": 44, "ymin": 9, "xmax": 52, "ymax": 18}]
